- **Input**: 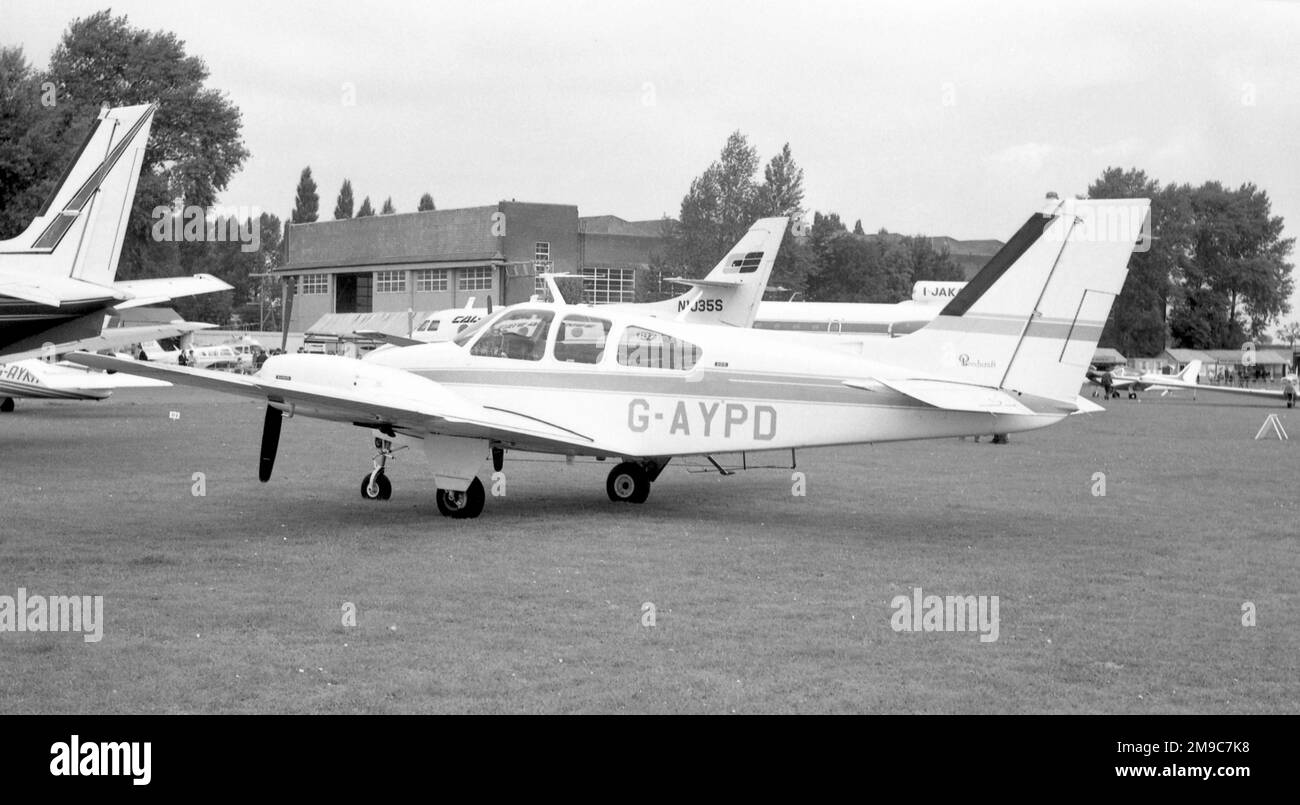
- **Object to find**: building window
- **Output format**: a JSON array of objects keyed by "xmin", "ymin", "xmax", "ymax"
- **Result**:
[
  {"xmin": 617, "ymin": 326, "xmax": 701, "ymax": 371},
  {"xmin": 414, "ymin": 269, "xmax": 447, "ymax": 292},
  {"xmin": 458, "ymin": 266, "xmax": 494, "ymax": 291},
  {"xmin": 534, "ymin": 242, "xmax": 552, "ymax": 273},
  {"xmin": 582, "ymin": 267, "xmax": 636, "ymax": 304},
  {"xmin": 298, "ymin": 275, "xmax": 328, "ymax": 295},
  {"xmin": 374, "ymin": 270, "xmax": 407, "ymax": 293}
]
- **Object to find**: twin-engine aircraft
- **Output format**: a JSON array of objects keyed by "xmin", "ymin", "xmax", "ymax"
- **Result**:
[
  {"xmin": 0, "ymin": 103, "xmax": 231, "ymax": 361},
  {"xmin": 70, "ymin": 197, "xmax": 1148, "ymax": 519}
]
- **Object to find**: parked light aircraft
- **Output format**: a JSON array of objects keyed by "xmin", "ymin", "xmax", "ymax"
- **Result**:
[
  {"xmin": 70, "ymin": 198, "xmax": 1147, "ymax": 519},
  {"xmin": 751, "ymin": 281, "xmax": 966, "ymax": 337},
  {"xmin": 0, "ymin": 358, "xmax": 168, "ymax": 411},
  {"xmin": 1129, "ymin": 366, "xmax": 1299, "ymax": 407},
  {"xmin": 360, "ymin": 217, "xmax": 790, "ymax": 347},
  {"xmin": 1085, "ymin": 360, "xmax": 1202, "ymax": 399},
  {"xmin": 0, "ymin": 103, "xmax": 231, "ymax": 360}
]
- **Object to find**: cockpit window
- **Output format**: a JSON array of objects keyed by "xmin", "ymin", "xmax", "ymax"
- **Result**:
[
  {"xmin": 553, "ymin": 315, "xmax": 611, "ymax": 364},
  {"xmin": 468, "ymin": 309, "xmax": 554, "ymax": 361},
  {"xmin": 417, "ymin": 319, "xmax": 439, "ymax": 332},
  {"xmin": 616, "ymin": 326, "xmax": 702, "ymax": 371}
]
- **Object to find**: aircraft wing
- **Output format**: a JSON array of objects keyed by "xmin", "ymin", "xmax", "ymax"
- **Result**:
[
  {"xmin": 1152, "ymin": 379, "xmax": 1289, "ymax": 400},
  {"xmin": 111, "ymin": 273, "xmax": 233, "ymax": 309},
  {"xmin": 2, "ymin": 323, "xmax": 218, "ymax": 362},
  {"xmin": 66, "ymin": 352, "xmax": 605, "ymax": 454},
  {"xmin": 354, "ymin": 330, "xmax": 424, "ymax": 347}
]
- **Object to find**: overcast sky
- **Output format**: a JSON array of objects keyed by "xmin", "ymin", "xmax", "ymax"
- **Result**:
[{"xmin": 5, "ymin": 0, "xmax": 1300, "ymax": 322}]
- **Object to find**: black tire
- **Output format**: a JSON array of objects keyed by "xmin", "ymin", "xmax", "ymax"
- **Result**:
[
  {"xmin": 0, "ymin": 398, "xmax": 13, "ymax": 413},
  {"xmin": 606, "ymin": 462, "xmax": 651, "ymax": 504},
  {"xmin": 360, "ymin": 470, "xmax": 392, "ymax": 500},
  {"xmin": 436, "ymin": 477, "xmax": 485, "ymax": 519}
]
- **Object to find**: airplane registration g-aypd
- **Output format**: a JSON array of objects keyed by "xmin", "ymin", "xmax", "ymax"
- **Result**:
[{"xmin": 70, "ymin": 197, "xmax": 1149, "ymax": 519}]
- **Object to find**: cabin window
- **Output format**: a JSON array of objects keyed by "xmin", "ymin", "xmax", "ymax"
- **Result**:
[
  {"xmin": 617, "ymin": 326, "xmax": 702, "ymax": 371},
  {"xmin": 553, "ymin": 315, "xmax": 611, "ymax": 364},
  {"xmin": 468, "ymin": 309, "xmax": 554, "ymax": 361}
]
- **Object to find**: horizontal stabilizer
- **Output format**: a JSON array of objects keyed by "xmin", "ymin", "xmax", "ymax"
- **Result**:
[
  {"xmin": 112, "ymin": 273, "xmax": 233, "ymax": 309},
  {"xmin": 843, "ymin": 377, "xmax": 1036, "ymax": 415}
]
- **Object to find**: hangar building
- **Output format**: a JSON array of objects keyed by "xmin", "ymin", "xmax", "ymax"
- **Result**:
[{"xmin": 272, "ymin": 201, "xmax": 666, "ymax": 333}]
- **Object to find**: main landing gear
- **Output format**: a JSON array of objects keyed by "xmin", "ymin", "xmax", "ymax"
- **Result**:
[
  {"xmin": 436, "ymin": 478, "xmax": 485, "ymax": 519},
  {"xmin": 606, "ymin": 459, "xmax": 669, "ymax": 504},
  {"xmin": 358, "ymin": 437, "xmax": 485, "ymax": 518}
]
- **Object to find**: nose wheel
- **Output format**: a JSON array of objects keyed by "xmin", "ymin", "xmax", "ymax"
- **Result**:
[
  {"xmin": 360, "ymin": 470, "xmax": 392, "ymax": 500},
  {"xmin": 360, "ymin": 439, "xmax": 405, "ymax": 501}
]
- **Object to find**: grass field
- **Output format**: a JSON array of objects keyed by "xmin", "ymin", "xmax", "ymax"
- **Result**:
[{"xmin": 1, "ymin": 385, "xmax": 1296, "ymax": 713}]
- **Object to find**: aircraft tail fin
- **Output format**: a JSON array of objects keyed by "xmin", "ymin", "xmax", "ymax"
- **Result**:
[
  {"xmin": 663, "ymin": 217, "xmax": 788, "ymax": 327},
  {"xmin": 1176, "ymin": 359, "xmax": 1202, "ymax": 383},
  {"xmin": 872, "ymin": 197, "xmax": 1150, "ymax": 406},
  {"xmin": 0, "ymin": 103, "xmax": 157, "ymax": 287}
]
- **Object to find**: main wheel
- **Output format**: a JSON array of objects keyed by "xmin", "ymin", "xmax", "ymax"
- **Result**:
[
  {"xmin": 360, "ymin": 470, "xmax": 392, "ymax": 500},
  {"xmin": 436, "ymin": 477, "xmax": 485, "ymax": 519},
  {"xmin": 606, "ymin": 462, "xmax": 651, "ymax": 504}
]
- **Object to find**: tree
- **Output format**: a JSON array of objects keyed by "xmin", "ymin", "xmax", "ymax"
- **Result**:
[
  {"xmin": 418, "ymin": 193, "xmax": 436, "ymax": 212},
  {"xmin": 753, "ymin": 143, "xmax": 804, "ymax": 218},
  {"xmin": 0, "ymin": 12, "xmax": 249, "ymax": 278},
  {"xmin": 380, "ymin": 196, "xmax": 395, "ymax": 215},
  {"xmin": 291, "ymin": 167, "xmax": 319, "ymax": 224},
  {"xmin": 1170, "ymin": 181, "xmax": 1293, "ymax": 348},
  {"xmin": 665, "ymin": 132, "xmax": 806, "ymax": 279},
  {"xmin": 853, "ymin": 220, "xmax": 865, "ymax": 235},
  {"xmin": 0, "ymin": 47, "xmax": 72, "ymax": 238},
  {"xmin": 1088, "ymin": 167, "xmax": 1190, "ymax": 357},
  {"xmin": 356, "ymin": 196, "xmax": 374, "ymax": 217},
  {"xmin": 333, "ymin": 179, "xmax": 354, "ymax": 219}
]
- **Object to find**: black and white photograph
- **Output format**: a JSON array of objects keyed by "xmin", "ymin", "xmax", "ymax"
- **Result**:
[{"xmin": 0, "ymin": 0, "xmax": 1295, "ymax": 782}]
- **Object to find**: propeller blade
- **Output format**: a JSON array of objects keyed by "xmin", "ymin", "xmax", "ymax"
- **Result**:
[
  {"xmin": 486, "ymin": 296, "xmax": 493, "ymax": 315},
  {"xmin": 258, "ymin": 405, "xmax": 282, "ymax": 482}
]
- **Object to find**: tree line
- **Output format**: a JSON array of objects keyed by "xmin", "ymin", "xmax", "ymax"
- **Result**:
[
  {"xmin": 286, "ymin": 168, "xmax": 436, "ymax": 223},
  {"xmin": 662, "ymin": 137, "xmax": 1295, "ymax": 354}
]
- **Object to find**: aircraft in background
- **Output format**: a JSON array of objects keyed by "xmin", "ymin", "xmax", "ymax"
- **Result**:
[
  {"xmin": 1085, "ymin": 360, "xmax": 1203, "ymax": 399},
  {"xmin": 0, "ymin": 358, "xmax": 168, "ymax": 412},
  {"xmin": 0, "ymin": 103, "xmax": 231, "ymax": 360},
  {"xmin": 361, "ymin": 217, "xmax": 790, "ymax": 346},
  {"xmin": 408, "ymin": 300, "xmax": 489, "ymax": 343},
  {"xmin": 752, "ymin": 281, "xmax": 966, "ymax": 337},
  {"xmin": 1132, "ymin": 366, "xmax": 1299, "ymax": 408},
  {"xmin": 71, "ymin": 198, "xmax": 1146, "ymax": 519}
]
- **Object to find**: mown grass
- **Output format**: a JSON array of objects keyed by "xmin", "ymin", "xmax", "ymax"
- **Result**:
[{"xmin": 0, "ymin": 386, "xmax": 1295, "ymax": 713}]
